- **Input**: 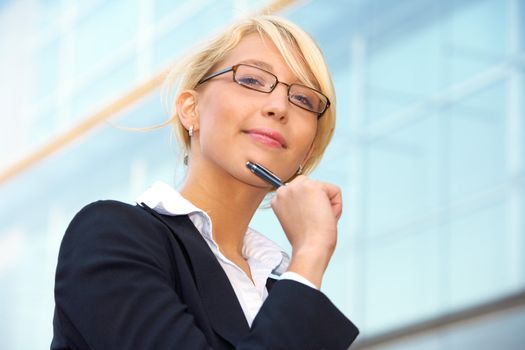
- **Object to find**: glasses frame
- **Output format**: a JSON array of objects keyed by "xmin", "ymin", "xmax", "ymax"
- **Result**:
[{"xmin": 197, "ymin": 64, "xmax": 330, "ymax": 118}]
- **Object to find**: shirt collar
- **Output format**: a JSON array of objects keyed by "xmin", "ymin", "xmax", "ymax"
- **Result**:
[
  {"xmin": 136, "ymin": 180, "xmax": 203, "ymax": 217},
  {"xmin": 135, "ymin": 181, "xmax": 290, "ymax": 275}
]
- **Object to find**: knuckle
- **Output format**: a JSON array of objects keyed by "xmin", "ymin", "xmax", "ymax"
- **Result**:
[
  {"xmin": 275, "ymin": 186, "xmax": 286, "ymax": 196},
  {"xmin": 305, "ymin": 179, "xmax": 318, "ymax": 189}
]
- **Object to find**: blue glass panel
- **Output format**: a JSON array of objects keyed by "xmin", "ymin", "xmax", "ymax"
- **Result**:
[
  {"xmin": 30, "ymin": 106, "xmax": 59, "ymax": 147},
  {"xmin": 366, "ymin": 114, "xmax": 441, "ymax": 236},
  {"xmin": 35, "ymin": 38, "xmax": 60, "ymax": 100},
  {"xmin": 363, "ymin": 227, "xmax": 442, "ymax": 334},
  {"xmin": 445, "ymin": 0, "xmax": 509, "ymax": 85},
  {"xmin": 154, "ymin": 0, "xmax": 186, "ymax": 20},
  {"xmin": 152, "ymin": 1, "xmax": 234, "ymax": 69},
  {"xmin": 448, "ymin": 81, "xmax": 507, "ymax": 201},
  {"xmin": 322, "ymin": 241, "xmax": 364, "ymax": 323},
  {"xmin": 448, "ymin": 200, "xmax": 515, "ymax": 309},
  {"xmin": 70, "ymin": 55, "xmax": 136, "ymax": 124},
  {"xmin": 37, "ymin": 0, "xmax": 62, "ymax": 31},
  {"xmin": 74, "ymin": 0, "xmax": 139, "ymax": 78},
  {"xmin": 366, "ymin": 21, "xmax": 443, "ymax": 123},
  {"xmin": 447, "ymin": 0, "xmax": 509, "ymax": 54}
]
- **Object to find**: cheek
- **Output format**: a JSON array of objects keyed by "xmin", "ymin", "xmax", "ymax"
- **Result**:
[
  {"xmin": 196, "ymin": 93, "xmax": 241, "ymax": 155},
  {"xmin": 295, "ymin": 121, "xmax": 318, "ymax": 156},
  {"xmin": 198, "ymin": 114, "xmax": 229, "ymax": 156}
]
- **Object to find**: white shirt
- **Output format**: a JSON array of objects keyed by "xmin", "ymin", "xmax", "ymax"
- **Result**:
[{"xmin": 136, "ymin": 181, "xmax": 316, "ymax": 326}]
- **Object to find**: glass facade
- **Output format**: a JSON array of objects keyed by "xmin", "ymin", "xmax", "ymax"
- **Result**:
[{"xmin": 0, "ymin": 0, "xmax": 523, "ymax": 348}]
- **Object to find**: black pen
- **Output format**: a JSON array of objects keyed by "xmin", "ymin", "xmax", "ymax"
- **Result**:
[{"xmin": 246, "ymin": 161, "xmax": 284, "ymax": 188}]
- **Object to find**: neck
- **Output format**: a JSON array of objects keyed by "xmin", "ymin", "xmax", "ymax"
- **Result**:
[{"xmin": 180, "ymin": 159, "xmax": 268, "ymax": 258}]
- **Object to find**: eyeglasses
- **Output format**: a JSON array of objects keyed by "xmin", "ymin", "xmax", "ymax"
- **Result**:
[{"xmin": 197, "ymin": 64, "xmax": 330, "ymax": 118}]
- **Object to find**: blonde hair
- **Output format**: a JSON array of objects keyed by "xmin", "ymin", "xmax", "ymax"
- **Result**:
[{"xmin": 163, "ymin": 15, "xmax": 336, "ymax": 176}]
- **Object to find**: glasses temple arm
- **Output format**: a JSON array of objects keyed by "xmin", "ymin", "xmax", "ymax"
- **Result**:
[{"xmin": 197, "ymin": 66, "xmax": 234, "ymax": 85}]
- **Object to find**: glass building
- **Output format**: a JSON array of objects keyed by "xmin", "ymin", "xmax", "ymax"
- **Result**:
[{"xmin": 0, "ymin": 0, "xmax": 523, "ymax": 348}]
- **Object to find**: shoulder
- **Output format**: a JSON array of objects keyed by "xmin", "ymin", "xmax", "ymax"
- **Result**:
[
  {"xmin": 70, "ymin": 199, "xmax": 146, "ymax": 224},
  {"xmin": 68, "ymin": 199, "xmax": 166, "ymax": 229},
  {"xmin": 59, "ymin": 200, "xmax": 171, "ymax": 260},
  {"xmin": 66, "ymin": 200, "xmax": 157, "ymax": 238}
]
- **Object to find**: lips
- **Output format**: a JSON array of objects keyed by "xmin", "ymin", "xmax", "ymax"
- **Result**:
[{"xmin": 244, "ymin": 128, "xmax": 287, "ymax": 149}]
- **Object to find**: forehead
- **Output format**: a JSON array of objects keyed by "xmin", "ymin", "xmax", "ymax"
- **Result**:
[{"xmin": 221, "ymin": 33, "xmax": 315, "ymax": 86}]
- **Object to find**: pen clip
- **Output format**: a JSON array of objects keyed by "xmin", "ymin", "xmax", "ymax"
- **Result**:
[{"xmin": 254, "ymin": 162, "xmax": 281, "ymax": 180}]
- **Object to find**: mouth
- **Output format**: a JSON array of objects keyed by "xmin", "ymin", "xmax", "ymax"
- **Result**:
[{"xmin": 243, "ymin": 128, "xmax": 287, "ymax": 149}]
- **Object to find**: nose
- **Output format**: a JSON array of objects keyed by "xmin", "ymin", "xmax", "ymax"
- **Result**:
[{"xmin": 261, "ymin": 82, "xmax": 289, "ymax": 122}]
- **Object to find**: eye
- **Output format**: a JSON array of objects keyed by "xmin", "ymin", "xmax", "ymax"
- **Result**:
[
  {"xmin": 237, "ymin": 74, "xmax": 266, "ymax": 87},
  {"xmin": 291, "ymin": 93, "xmax": 315, "ymax": 110}
]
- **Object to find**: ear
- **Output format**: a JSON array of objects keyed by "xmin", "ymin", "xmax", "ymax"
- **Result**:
[{"xmin": 176, "ymin": 90, "xmax": 199, "ymax": 131}]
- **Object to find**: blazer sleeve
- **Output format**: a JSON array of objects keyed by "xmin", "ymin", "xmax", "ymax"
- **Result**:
[
  {"xmin": 247, "ymin": 280, "xmax": 359, "ymax": 349},
  {"xmin": 53, "ymin": 200, "xmax": 358, "ymax": 350}
]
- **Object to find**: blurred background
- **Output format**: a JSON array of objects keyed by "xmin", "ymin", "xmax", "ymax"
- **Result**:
[{"xmin": 0, "ymin": 0, "xmax": 524, "ymax": 348}]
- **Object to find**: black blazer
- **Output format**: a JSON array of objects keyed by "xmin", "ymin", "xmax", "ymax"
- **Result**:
[{"xmin": 51, "ymin": 200, "xmax": 359, "ymax": 349}]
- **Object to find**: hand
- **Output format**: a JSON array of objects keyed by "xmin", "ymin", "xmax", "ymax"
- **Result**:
[{"xmin": 270, "ymin": 175, "xmax": 343, "ymax": 288}]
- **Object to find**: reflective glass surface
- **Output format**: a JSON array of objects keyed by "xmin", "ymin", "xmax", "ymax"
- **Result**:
[{"xmin": 0, "ymin": 0, "xmax": 523, "ymax": 348}]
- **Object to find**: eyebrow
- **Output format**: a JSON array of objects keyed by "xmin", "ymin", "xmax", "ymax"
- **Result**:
[
  {"xmin": 238, "ymin": 59, "xmax": 274, "ymax": 72},
  {"xmin": 237, "ymin": 59, "xmax": 315, "ymax": 89}
]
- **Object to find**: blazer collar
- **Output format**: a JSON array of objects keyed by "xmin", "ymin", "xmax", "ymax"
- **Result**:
[{"xmin": 140, "ymin": 203, "xmax": 250, "ymax": 345}]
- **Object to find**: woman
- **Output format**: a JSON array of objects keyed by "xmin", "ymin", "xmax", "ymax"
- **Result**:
[{"xmin": 51, "ymin": 15, "xmax": 359, "ymax": 350}]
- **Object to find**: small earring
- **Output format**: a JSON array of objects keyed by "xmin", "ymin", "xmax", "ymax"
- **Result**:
[
  {"xmin": 188, "ymin": 125, "xmax": 194, "ymax": 137},
  {"xmin": 297, "ymin": 164, "xmax": 303, "ymax": 175}
]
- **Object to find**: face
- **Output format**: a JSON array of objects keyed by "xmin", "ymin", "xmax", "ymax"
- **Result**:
[{"xmin": 189, "ymin": 33, "xmax": 318, "ymax": 189}]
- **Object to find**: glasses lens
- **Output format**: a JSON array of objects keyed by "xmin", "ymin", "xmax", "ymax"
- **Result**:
[
  {"xmin": 234, "ymin": 64, "xmax": 328, "ymax": 116},
  {"xmin": 234, "ymin": 65, "xmax": 275, "ymax": 92},
  {"xmin": 289, "ymin": 85, "xmax": 327, "ymax": 114}
]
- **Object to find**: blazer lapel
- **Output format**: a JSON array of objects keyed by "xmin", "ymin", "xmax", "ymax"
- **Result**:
[
  {"xmin": 265, "ymin": 277, "xmax": 277, "ymax": 291},
  {"xmin": 140, "ymin": 205, "xmax": 250, "ymax": 345}
]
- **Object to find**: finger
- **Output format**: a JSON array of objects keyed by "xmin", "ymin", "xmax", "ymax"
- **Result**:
[{"xmin": 319, "ymin": 182, "xmax": 343, "ymax": 219}]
